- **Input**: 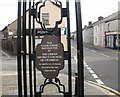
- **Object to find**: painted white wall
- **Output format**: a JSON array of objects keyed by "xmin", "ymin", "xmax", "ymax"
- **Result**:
[
  {"xmin": 105, "ymin": 19, "xmax": 119, "ymax": 32},
  {"xmin": 83, "ymin": 26, "xmax": 94, "ymax": 45},
  {"xmin": 98, "ymin": 22, "xmax": 105, "ymax": 47},
  {"xmin": 93, "ymin": 25, "xmax": 99, "ymax": 46}
]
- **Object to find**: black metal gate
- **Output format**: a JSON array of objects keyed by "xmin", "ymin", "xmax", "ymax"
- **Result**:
[{"xmin": 17, "ymin": 0, "xmax": 84, "ymax": 97}]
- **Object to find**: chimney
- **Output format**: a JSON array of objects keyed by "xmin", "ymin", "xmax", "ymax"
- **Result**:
[
  {"xmin": 98, "ymin": 16, "xmax": 104, "ymax": 21},
  {"xmin": 88, "ymin": 21, "xmax": 92, "ymax": 25}
]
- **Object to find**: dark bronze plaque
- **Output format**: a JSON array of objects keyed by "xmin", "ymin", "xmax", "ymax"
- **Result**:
[{"xmin": 36, "ymin": 35, "xmax": 64, "ymax": 79}]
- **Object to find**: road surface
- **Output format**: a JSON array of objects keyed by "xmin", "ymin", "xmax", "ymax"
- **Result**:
[{"xmin": 71, "ymin": 40, "xmax": 119, "ymax": 92}]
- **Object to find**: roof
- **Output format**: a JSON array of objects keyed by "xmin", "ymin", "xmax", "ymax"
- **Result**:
[
  {"xmin": 2, "ymin": 1, "xmax": 61, "ymax": 30},
  {"xmin": 84, "ymin": 11, "xmax": 120, "ymax": 29},
  {"xmin": 93, "ymin": 11, "xmax": 120, "ymax": 26},
  {"xmin": 1, "ymin": 26, "xmax": 7, "ymax": 31}
]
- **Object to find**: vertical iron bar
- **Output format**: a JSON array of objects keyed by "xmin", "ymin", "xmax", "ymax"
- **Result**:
[
  {"xmin": 29, "ymin": 0, "xmax": 33, "ymax": 97},
  {"xmin": 32, "ymin": 0, "xmax": 37, "ymax": 96},
  {"xmin": 17, "ymin": 0, "xmax": 22, "ymax": 96},
  {"xmin": 75, "ymin": 0, "xmax": 84, "ymax": 96},
  {"xmin": 23, "ymin": 1, "xmax": 27, "ymax": 96},
  {"xmin": 66, "ymin": 0, "xmax": 72, "ymax": 96}
]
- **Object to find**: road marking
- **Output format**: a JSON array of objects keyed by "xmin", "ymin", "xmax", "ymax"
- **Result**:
[
  {"xmin": 84, "ymin": 61, "xmax": 87, "ymax": 64},
  {"xmin": 92, "ymin": 74, "xmax": 99, "ymax": 78},
  {"xmin": 85, "ymin": 81, "xmax": 110, "ymax": 95},
  {"xmin": 111, "ymin": 57, "xmax": 118, "ymax": 61},
  {"xmin": 84, "ymin": 62, "xmax": 87, "ymax": 65},
  {"xmin": 100, "ymin": 53, "xmax": 118, "ymax": 60},
  {"xmin": 73, "ymin": 47, "xmax": 105, "ymax": 85},
  {"xmin": 85, "ymin": 64, "xmax": 89, "ymax": 67},
  {"xmin": 2, "ymin": 57, "xmax": 15, "ymax": 60},
  {"xmin": 96, "ymin": 79, "xmax": 104, "ymax": 84},
  {"xmin": 84, "ymin": 61, "xmax": 89, "ymax": 67},
  {"xmin": 86, "ymin": 80, "xmax": 120, "ymax": 96},
  {"xmin": 0, "ymin": 49, "xmax": 10, "ymax": 58},
  {"xmin": 91, "ymin": 50, "xmax": 96, "ymax": 53},
  {"xmin": 74, "ymin": 56, "xmax": 77, "ymax": 63},
  {"xmin": 84, "ymin": 60, "xmax": 105, "ymax": 85},
  {"xmin": 89, "ymin": 70, "xmax": 95, "ymax": 73},
  {"xmin": 87, "ymin": 67, "xmax": 91, "ymax": 70},
  {"xmin": 84, "ymin": 63, "xmax": 87, "ymax": 65},
  {"xmin": 100, "ymin": 53, "xmax": 110, "ymax": 57},
  {"xmin": 71, "ymin": 47, "xmax": 77, "ymax": 52}
]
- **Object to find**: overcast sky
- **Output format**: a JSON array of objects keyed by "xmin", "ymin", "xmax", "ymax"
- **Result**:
[{"xmin": 0, "ymin": 0, "xmax": 119, "ymax": 32}]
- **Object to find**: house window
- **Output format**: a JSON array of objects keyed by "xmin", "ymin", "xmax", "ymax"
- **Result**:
[{"xmin": 42, "ymin": 13, "xmax": 49, "ymax": 25}]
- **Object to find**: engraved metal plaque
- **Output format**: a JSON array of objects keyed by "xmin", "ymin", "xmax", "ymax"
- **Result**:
[{"xmin": 36, "ymin": 35, "xmax": 64, "ymax": 79}]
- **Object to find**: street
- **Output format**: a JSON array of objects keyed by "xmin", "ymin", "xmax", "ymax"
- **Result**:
[{"xmin": 71, "ymin": 40, "xmax": 119, "ymax": 92}]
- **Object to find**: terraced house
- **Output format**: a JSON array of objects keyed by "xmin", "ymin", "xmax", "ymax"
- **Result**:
[
  {"xmin": 1, "ymin": 1, "xmax": 67, "ymax": 54},
  {"xmin": 83, "ymin": 11, "xmax": 120, "ymax": 49}
]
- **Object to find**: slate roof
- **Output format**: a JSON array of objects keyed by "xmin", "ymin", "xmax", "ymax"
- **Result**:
[
  {"xmin": 84, "ymin": 11, "xmax": 120, "ymax": 29},
  {"xmin": 93, "ymin": 11, "xmax": 120, "ymax": 26}
]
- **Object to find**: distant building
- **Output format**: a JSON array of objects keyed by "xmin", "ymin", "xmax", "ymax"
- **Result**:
[
  {"xmin": 83, "ymin": 11, "xmax": 120, "ymax": 49},
  {"xmin": 1, "ymin": 26, "xmax": 8, "ymax": 39},
  {"xmin": 6, "ymin": 1, "xmax": 66, "ymax": 35},
  {"xmin": 1, "ymin": 1, "xmax": 67, "ymax": 53},
  {"xmin": 93, "ymin": 24, "xmax": 99, "ymax": 46},
  {"xmin": 93, "ymin": 16, "xmax": 105, "ymax": 47},
  {"xmin": 72, "ymin": 31, "xmax": 77, "ymax": 41},
  {"xmin": 105, "ymin": 12, "xmax": 120, "ymax": 49},
  {"xmin": 83, "ymin": 21, "xmax": 94, "ymax": 45}
]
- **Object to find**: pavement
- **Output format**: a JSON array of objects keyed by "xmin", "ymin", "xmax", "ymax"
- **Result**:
[
  {"xmin": 0, "ymin": 46, "xmax": 120, "ymax": 97},
  {"xmin": 83, "ymin": 43, "xmax": 119, "ymax": 53},
  {"xmin": 1, "ymin": 71, "xmax": 117, "ymax": 96}
]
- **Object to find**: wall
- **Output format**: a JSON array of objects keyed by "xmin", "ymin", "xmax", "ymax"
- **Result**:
[
  {"xmin": 7, "ymin": 1, "xmax": 66, "ymax": 35},
  {"xmin": 2, "ymin": 1, "xmax": 66, "ymax": 54},
  {"xmin": 98, "ymin": 22, "xmax": 105, "ymax": 47},
  {"xmin": 93, "ymin": 25, "xmax": 99, "ymax": 46},
  {"xmin": 105, "ymin": 19, "xmax": 120, "ymax": 32},
  {"xmin": 26, "ymin": 1, "xmax": 66, "ymax": 30},
  {"xmin": 83, "ymin": 26, "xmax": 94, "ymax": 45},
  {"xmin": 7, "ymin": 20, "xmax": 17, "ymax": 35}
]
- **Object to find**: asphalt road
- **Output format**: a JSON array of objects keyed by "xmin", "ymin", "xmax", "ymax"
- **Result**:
[{"xmin": 71, "ymin": 40, "xmax": 119, "ymax": 92}]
